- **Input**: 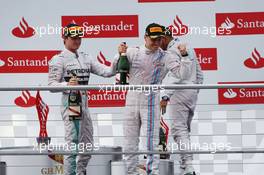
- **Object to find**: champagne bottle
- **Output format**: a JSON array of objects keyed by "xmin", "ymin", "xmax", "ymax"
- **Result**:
[
  {"xmin": 116, "ymin": 43, "xmax": 130, "ymax": 85},
  {"xmin": 159, "ymin": 127, "xmax": 169, "ymax": 159},
  {"xmin": 68, "ymin": 73, "xmax": 82, "ymax": 121},
  {"xmin": 68, "ymin": 90, "xmax": 82, "ymax": 120},
  {"xmin": 159, "ymin": 117, "xmax": 170, "ymax": 159}
]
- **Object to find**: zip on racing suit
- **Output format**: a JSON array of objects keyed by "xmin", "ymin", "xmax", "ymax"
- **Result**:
[
  {"xmin": 162, "ymin": 38, "xmax": 203, "ymax": 174},
  {"xmin": 48, "ymin": 48, "xmax": 117, "ymax": 175},
  {"xmin": 122, "ymin": 45, "xmax": 193, "ymax": 175}
]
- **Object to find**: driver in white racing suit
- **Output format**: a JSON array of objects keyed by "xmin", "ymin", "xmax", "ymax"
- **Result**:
[{"xmin": 118, "ymin": 23, "xmax": 194, "ymax": 175}]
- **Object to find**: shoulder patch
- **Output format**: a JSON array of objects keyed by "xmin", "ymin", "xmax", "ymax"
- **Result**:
[{"xmin": 49, "ymin": 54, "xmax": 63, "ymax": 65}]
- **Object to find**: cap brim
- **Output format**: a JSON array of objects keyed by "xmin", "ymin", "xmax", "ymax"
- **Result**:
[
  {"xmin": 149, "ymin": 34, "xmax": 164, "ymax": 39},
  {"xmin": 68, "ymin": 34, "xmax": 83, "ymax": 38}
]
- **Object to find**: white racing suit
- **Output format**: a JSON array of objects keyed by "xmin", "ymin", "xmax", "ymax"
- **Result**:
[
  {"xmin": 162, "ymin": 38, "xmax": 203, "ymax": 174},
  {"xmin": 48, "ymin": 49, "xmax": 117, "ymax": 175},
  {"xmin": 123, "ymin": 45, "xmax": 193, "ymax": 175}
]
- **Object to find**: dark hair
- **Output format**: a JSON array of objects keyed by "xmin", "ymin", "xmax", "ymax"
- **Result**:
[{"xmin": 163, "ymin": 26, "xmax": 173, "ymax": 37}]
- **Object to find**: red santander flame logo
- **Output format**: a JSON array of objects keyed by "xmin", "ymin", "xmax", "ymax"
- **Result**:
[
  {"xmin": 14, "ymin": 90, "xmax": 36, "ymax": 107},
  {"xmin": 97, "ymin": 51, "xmax": 111, "ymax": 67},
  {"xmin": 95, "ymin": 52, "xmax": 130, "ymax": 84},
  {"xmin": 244, "ymin": 48, "xmax": 264, "ymax": 69},
  {"xmin": 12, "ymin": 17, "xmax": 35, "ymax": 38},
  {"xmin": 223, "ymin": 89, "xmax": 237, "ymax": 99},
  {"xmin": 95, "ymin": 51, "xmax": 128, "ymax": 83},
  {"xmin": 169, "ymin": 16, "xmax": 189, "ymax": 36},
  {"xmin": 0, "ymin": 59, "xmax": 5, "ymax": 67},
  {"xmin": 220, "ymin": 17, "xmax": 235, "ymax": 30}
]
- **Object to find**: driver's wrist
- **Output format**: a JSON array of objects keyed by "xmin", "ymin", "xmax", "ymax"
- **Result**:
[
  {"xmin": 181, "ymin": 52, "xmax": 188, "ymax": 57},
  {"xmin": 162, "ymin": 96, "xmax": 170, "ymax": 101}
]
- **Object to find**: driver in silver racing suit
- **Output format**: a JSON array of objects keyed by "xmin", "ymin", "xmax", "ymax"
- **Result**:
[
  {"xmin": 48, "ymin": 23, "xmax": 117, "ymax": 175},
  {"xmin": 160, "ymin": 26, "xmax": 203, "ymax": 175}
]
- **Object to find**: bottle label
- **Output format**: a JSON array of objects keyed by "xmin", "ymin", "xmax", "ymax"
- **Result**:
[
  {"xmin": 69, "ymin": 106, "xmax": 81, "ymax": 117},
  {"xmin": 70, "ymin": 95, "xmax": 77, "ymax": 102}
]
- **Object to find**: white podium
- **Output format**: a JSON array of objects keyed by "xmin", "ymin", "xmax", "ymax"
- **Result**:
[
  {"xmin": 111, "ymin": 159, "xmax": 174, "ymax": 175},
  {"xmin": 0, "ymin": 146, "xmax": 122, "ymax": 175}
]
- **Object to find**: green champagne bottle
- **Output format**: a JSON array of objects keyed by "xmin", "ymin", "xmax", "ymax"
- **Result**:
[
  {"xmin": 159, "ymin": 127, "xmax": 170, "ymax": 159},
  {"xmin": 68, "ymin": 90, "xmax": 82, "ymax": 121},
  {"xmin": 67, "ymin": 73, "xmax": 82, "ymax": 121},
  {"xmin": 116, "ymin": 52, "xmax": 130, "ymax": 84}
]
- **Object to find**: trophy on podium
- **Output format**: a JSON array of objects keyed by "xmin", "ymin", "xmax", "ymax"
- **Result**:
[{"xmin": 36, "ymin": 91, "xmax": 51, "ymax": 145}]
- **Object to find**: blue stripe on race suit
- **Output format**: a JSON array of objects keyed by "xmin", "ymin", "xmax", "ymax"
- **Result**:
[
  {"xmin": 147, "ymin": 94, "xmax": 152, "ymax": 174},
  {"xmin": 150, "ymin": 93, "xmax": 155, "ymax": 175},
  {"xmin": 73, "ymin": 120, "xmax": 80, "ymax": 151},
  {"xmin": 147, "ymin": 52, "xmax": 163, "ymax": 174},
  {"xmin": 147, "ymin": 70, "xmax": 156, "ymax": 174},
  {"xmin": 151, "ymin": 68, "xmax": 161, "ymax": 175},
  {"xmin": 67, "ymin": 120, "xmax": 79, "ymax": 174},
  {"xmin": 147, "ymin": 95, "xmax": 151, "ymax": 152}
]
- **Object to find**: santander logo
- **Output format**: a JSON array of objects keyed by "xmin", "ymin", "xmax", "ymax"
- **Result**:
[
  {"xmin": 169, "ymin": 16, "xmax": 189, "ymax": 36},
  {"xmin": 14, "ymin": 90, "xmax": 36, "ymax": 107},
  {"xmin": 97, "ymin": 51, "xmax": 111, "ymax": 67},
  {"xmin": 0, "ymin": 51, "xmax": 60, "ymax": 73},
  {"xmin": 218, "ymin": 81, "xmax": 264, "ymax": 104},
  {"xmin": 244, "ymin": 48, "xmax": 264, "ymax": 69},
  {"xmin": 12, "ymin": 17, "xmax": 35, "ymax": 38},
  {"xmin": 194, "ymin": 48, "xmax": 217, "ymax": 70},
  {"xmin": 216, "ymin": 12, "xmax": 264, "ymax": 35},
  {"xmin": 87, "ymin": 52, "xmax": 127, "ymax": 107},
  {"xmin": 62, "ymin": 15, "xmax": 138, "ymax": 38},
  {"xmin": 220, "ymin": 17, "xmax": 235, "ymax": 29},
  {"xmin": 87, "ymin": 89, "xmax": 126, "ymax": 107},
  {"xmin": 223, "ymin": 89, "xmax": 237, "ymax": 99}
]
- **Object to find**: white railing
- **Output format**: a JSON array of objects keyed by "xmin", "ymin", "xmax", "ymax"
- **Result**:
[
  {"xmin": 0, "ymin": 83, "xmax": 263, "ymax": 91},
  {"xmin": 0, "ymin": 83, "xmax": 263, "ymax": 156}
]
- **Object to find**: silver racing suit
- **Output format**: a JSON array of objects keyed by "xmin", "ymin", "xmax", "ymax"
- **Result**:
[
  {"xmin": 162, "ymin": 38, "xmax": 203, "ymax": 174},
  {"xmin": 123, "ymin": 45, "xmax": 193, "ymax": 175},
  {"xmin": 48, "ymin": 48, "xmax": 117, "ymax": 175}
]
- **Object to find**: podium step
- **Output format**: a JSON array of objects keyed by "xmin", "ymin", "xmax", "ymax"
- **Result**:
[{"xmin": 111, "ymin": 159, "xmax": 174, "ymax": 175}]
